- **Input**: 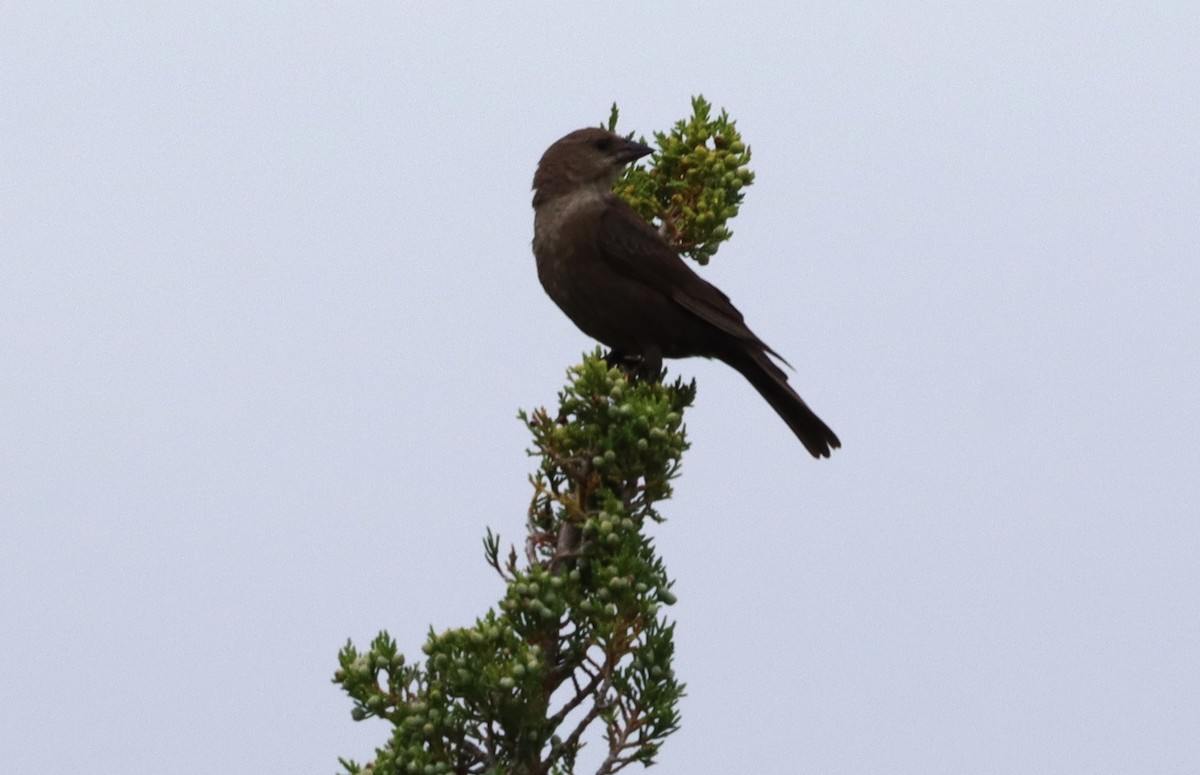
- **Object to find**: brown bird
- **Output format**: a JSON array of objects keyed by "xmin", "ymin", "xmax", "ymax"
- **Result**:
[{"xmin": 532, "ymin": 127, "xmax": 840, "ymax": 458}]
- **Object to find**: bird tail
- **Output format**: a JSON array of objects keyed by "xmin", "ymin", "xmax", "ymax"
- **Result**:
[{"xmin": 723, "ymin": 345, "xmax": 841, "ymax": 459}]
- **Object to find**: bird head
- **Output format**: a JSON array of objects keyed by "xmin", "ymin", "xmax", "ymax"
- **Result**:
[{"xmin": 532, "ymin": 128, "xmax": 652, "ymax": 205}]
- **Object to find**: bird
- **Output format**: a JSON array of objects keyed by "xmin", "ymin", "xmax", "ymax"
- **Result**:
[{"xmin": 531, "ymin": 127, "xmax": 840, "ymax": 459}]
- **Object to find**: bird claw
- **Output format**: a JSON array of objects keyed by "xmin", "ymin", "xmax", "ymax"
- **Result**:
[{"xmin": 603, "ymin": 350, "xmax": 663, "ymax": 384}]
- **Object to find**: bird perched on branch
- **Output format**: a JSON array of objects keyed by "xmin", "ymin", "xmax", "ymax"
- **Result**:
[{"xmin": 531, "ymin": 127, "xmax": 840, "ymax": 459}]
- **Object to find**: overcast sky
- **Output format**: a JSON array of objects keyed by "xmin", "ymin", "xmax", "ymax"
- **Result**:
[{"xmin": 3, "ymin": 4, "xmax": 1198, "ymax": 773}]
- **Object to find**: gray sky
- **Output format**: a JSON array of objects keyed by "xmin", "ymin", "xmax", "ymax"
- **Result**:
[{"xmin": 3, "ymin": 4, "xmax": 1198, "ymax": 773}]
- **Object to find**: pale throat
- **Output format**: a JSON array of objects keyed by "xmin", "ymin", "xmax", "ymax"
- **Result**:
[{"xmin": 533, "ymin": 183, "xmax": 609, "ymax": 254}]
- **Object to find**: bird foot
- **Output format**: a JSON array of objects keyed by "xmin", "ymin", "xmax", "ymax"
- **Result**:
[{"xmin": 603, "ymin": 350, "xmax": 663, "ymax": 384}]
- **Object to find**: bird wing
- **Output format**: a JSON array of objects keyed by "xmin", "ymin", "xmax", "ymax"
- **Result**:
[{"xmin": 597, "ymin": 197, "xmax": 790, "ymax": 363}]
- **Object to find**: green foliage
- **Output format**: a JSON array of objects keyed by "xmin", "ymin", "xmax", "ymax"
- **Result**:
[
  {"xmin": 337, "ymin": 97, "xmax": 754, "ymax": 774},
  {"xmin": 606, "ymin": 95, "xmax": 755, "ymax": 265},
  {"xmin": 335, "ymin": 353, "xmax": 695, "ymax": 775}
]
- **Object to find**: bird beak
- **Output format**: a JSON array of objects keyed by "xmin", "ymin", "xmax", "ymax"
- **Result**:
[{"xmin": 614, "ymin": 138, "xmax": 653, "ymax": 165}]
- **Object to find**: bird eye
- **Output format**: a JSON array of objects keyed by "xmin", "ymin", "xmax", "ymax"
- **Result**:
[{"xmin": 594, "ymin": 136, "xmax": 613, "ymax": 151}]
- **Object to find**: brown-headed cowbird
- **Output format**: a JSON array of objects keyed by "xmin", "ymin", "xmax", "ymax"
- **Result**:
[{"xmin": 532, "ymin": 127, "xmax": 840, "ymax": 458}]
